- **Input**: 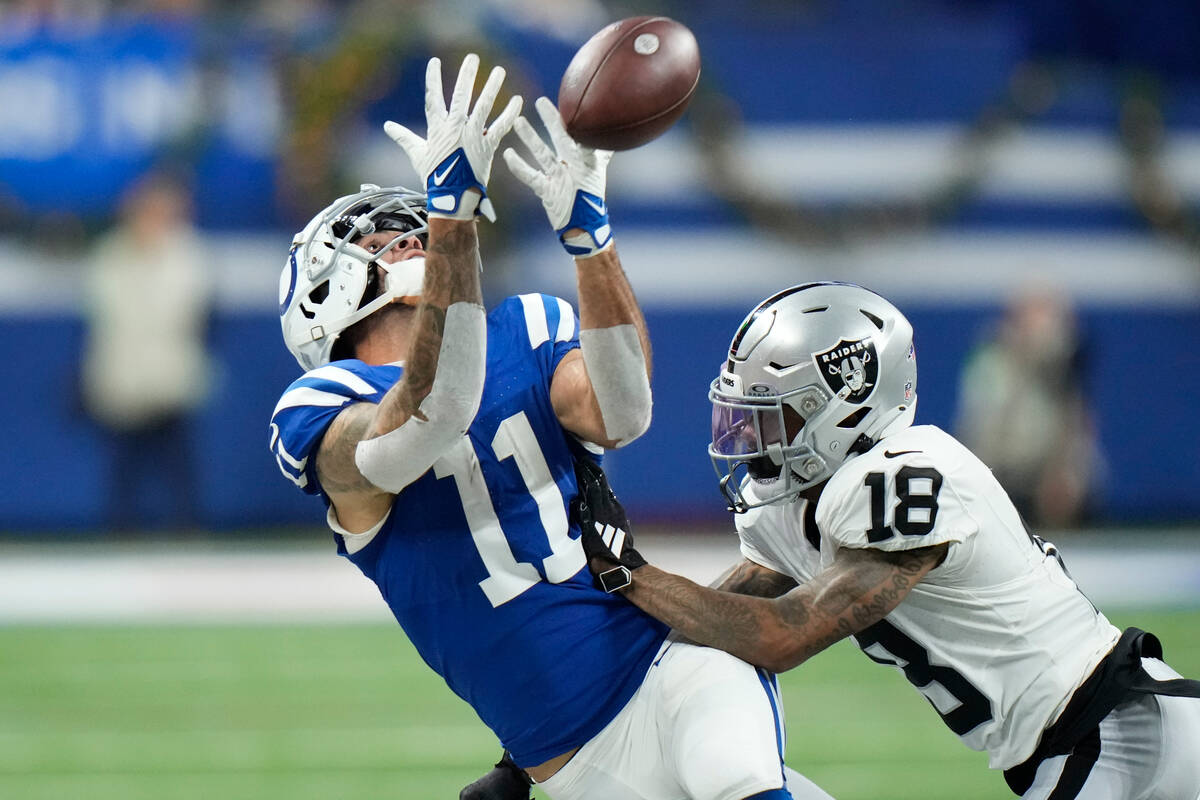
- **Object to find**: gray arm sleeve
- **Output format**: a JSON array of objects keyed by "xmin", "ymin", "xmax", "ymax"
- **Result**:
[
  {"xmin": 579, "ymin": 324, "xmax": 652, "ymax": 447},
  {"xmin": 354, "ymin": 302, "xmax": 486, "ymax": 493}
]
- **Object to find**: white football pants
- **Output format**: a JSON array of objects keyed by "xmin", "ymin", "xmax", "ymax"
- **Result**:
[{"xmin": 537, "ymin": 640, "xmax": 835, "ymax": 800}]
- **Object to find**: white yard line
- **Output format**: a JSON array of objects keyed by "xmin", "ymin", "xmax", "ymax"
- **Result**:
[{"xmin": 0, "ymin": 531, "xmax": 1196, "ymax": 624}]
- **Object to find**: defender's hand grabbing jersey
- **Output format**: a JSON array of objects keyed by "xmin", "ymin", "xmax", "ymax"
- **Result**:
[
  {"xmin": 738, "ymin": 424, "xmax": 1119, "ymax": 771},
  {"xmin": 270, "ymin": 293, "xmax": 668, "ymax": 767}
]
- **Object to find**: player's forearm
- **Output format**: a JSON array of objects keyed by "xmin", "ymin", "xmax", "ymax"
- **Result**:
[
  {"xmin": 374, "ymin": 219, "xmax": 483, "ymax": 432},
  {"xmin": 623, "ymin": 565, "xmax": 829, "ymax": 673},
  {"xmin": 573, "ymin": 246, "xmax": 653, "ymax": 444},
  {"xmin": 625, "ymin": 552, "xmax": 927, "ymax": 674},
  {"xmin": 423, "ymin": 218, "xmax": 484, "ymax": 306},
  {"xmin": 574, "ymin": 246, "xmax": 651, "ymax": 374},
  {"xmin": 353, "ymin": 219, "xmax": 487, "ymax": 493},
  {"xmin": 687, "ymin": 546, "xmax": 939, "ymax": 673},
  {"xmin": 711, "ymin": 558, "xmax": 799, "ymax": 597}
]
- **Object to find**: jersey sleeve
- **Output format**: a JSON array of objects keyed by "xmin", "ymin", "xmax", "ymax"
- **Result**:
[
  {"xmin": 268, "ymin": 362, "xmax": 388, "ymax": 495},
  {"xmin": 735, "ymin": 502, "xmax": 794, "ymax": 577},
  {"xmin": 816, "ymin": 446, "xmax": 980, "ymax": 556},
  {"xmin": 509, "ymin": 293, "xmax": 581, "ymax": 382}
]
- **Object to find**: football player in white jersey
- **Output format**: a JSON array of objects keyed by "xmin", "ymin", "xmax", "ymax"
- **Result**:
[
  {"xmin": 273, "ymin": 55, "xmax": 835, "ymax": 800},
  {"xmin": 580, "ymin": 282, "xmax": 1200, "ymax": 800}
]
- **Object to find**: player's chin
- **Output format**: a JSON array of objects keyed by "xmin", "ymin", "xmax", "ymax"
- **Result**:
[
  {"xmin": 747, "ymin": 456, "xmax": 782, "ymax": 482},
  {"xmin": 375, "ymin": 303, "xmax": 419, "ymax": 325}
]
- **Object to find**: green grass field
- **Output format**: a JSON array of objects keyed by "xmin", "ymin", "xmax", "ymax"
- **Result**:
[{"xmin": 2, "ymin": 608, "xmax": 1197, "ymax": 800}]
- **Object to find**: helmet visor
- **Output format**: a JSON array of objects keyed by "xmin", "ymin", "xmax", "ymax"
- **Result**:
[
  {"xmin": 710, "ymin": 399, "xmax": 786, "ymax": 458},
  {"xmin": 708, "ymin": 389, "xmax": 793, "ymax": 511},
  {"xmin": 708, "ymin": 378, "xmax": 833, "ymax": 511}
]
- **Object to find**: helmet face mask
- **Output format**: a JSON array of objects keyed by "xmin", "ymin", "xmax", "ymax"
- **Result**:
[
  {"xmin": 279, "ymin": 184, "xmax": 429, "ymax": 371},
  {"xmin": 709, "ymin": 282, "xmax": 918, "ymax": 513},
  {"xmin": 710, "ymin": 377, "xmax": 833, "ymax": 510}
]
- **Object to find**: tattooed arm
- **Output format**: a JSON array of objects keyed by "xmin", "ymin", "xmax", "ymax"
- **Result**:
[
  {"xmin": 363, "ymin": 219, "xmax": 483, "ymax": 436},
  {"xmin": 710, "ymin": 558, "xmax": 799, "ymax": 598},
  {"xmin": 622, "ymin": 544, "xmax": 948, "ymax": 674},
  {"xmin": 660, "ymin": 558, "xmax": 799, "ymax": 648},
  {"xmin": 550, "ymin": 244, "xmax": 653, "ymax": 449},
  {"xmin": 317, "ymin": 218, "xmax": 484, "ymax": 532}
]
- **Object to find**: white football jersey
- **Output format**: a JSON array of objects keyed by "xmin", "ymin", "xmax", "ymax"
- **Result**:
[{"xmin": 737, "ymin": 425, "xmax": 1120, "ymax": 770}]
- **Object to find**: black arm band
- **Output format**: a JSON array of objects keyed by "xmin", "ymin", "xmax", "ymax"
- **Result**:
[{"xmin": 598, "ymin": 565, "xmax": 632, "ymax": 593}]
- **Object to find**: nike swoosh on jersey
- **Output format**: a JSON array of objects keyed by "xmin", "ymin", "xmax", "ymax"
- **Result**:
[
  {"xmin": 883, "ymin": 449, "xmax": 923, "ymax": 458},
  {"xmin": 433, "ymin": 155, "xmax": 461, "ymax": 186}
]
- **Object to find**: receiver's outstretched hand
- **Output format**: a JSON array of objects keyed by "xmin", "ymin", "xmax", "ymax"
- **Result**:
[
  {"xmin": 504, "ymin": 96, "xmax": 614, "ymax": 257},
  {"xmin": 385, "ymin": 54, "xmax": 521, "ymax": 221}
]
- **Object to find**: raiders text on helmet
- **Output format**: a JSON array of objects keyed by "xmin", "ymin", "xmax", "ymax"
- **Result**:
[{"xmin": 709, "ymin": 282, "xmax": 918, "ymax": 512}]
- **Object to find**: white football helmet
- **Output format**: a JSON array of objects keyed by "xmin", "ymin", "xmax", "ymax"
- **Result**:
[
  {"xmin": 709, "ymin": 282, "xmax": 918, "ymax": 512},
  {"xmin": 279, "ymin": 184, "xmax": 429, "ymax": 371}
]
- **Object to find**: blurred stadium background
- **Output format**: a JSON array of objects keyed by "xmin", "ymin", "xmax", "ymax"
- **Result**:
[{"xmin": 1, "ymin": 0, "xmax": 1198, "ymax": 798}]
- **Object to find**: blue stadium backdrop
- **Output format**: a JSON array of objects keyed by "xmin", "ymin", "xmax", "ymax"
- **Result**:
[{"xmin": 1, "ymin": 4, "xmax": 1198, "ymax": 531}]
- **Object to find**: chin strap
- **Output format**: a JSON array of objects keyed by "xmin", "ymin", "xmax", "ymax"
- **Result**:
[{"xmin": 381, "ymin": 256, "xmax": 426, "ymax": 306}]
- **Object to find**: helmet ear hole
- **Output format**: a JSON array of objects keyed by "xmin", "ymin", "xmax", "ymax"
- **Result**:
[
  {"xmin": 298, "ymin": 281, "xmax": 331, "ymax": 320},
  {"xmin": 308, "ymin": 280, "xmax": 330, "ymax": 304},
  {"xmin": 837, "ymin": 407, "xmax": 871, "ymax": 428}
]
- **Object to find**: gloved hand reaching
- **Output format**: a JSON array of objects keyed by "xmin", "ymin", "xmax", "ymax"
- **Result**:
[
  {"xmin": 385, "ymin": 54, "xmax": 522, "ymax": 221},
  {"xmin": 503, "ymin": 96, "xmax": 615, "ymax": 257},
  {"xmin": 459, "ymin": 750, "xmax": 532, "ymax": 800}
]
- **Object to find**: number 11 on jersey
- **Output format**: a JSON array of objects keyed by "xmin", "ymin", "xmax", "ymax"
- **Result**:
[{"xmin": 434, "ymin": 411, "xmax": 586, "ymax": 608}]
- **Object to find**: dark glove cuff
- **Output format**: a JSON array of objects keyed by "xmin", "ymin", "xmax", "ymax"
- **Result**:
[
  {"xmin": 624, "ymin": 549, "xmax": 647, "ymax": 570},
  {"xmin": 498, "ymin": 750, "xmax": 533, "ymax": 788}
]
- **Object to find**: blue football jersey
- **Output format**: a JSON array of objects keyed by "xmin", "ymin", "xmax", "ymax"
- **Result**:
[{"xmin": 269, "ymin": 294, "xmax": 669, "ymax": 767}]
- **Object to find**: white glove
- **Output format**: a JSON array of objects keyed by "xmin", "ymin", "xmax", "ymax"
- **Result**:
[
  {"xmin": 503, "ymin": 96, "xmax": 615, "ymax": 257},
  {"xmin": 384, "ymin": 54, "xmax": 522, "ymax": 221}
]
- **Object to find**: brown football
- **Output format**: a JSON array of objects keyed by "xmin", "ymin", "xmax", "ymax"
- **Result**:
[{"xmin": 557, "ymin": 16, "xmax": 701, "ymax": 151}]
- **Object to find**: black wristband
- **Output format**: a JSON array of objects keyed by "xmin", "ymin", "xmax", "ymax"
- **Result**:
[{"xmin": 597, "ymin": 565, "xmax": 633, "ymax": 593}]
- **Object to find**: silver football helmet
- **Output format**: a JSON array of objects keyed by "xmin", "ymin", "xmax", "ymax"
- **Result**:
[
  {"xmin": 279, "ymin": 184, "xmax": 429, "ymax": 371},
  {"xmin": 709, "ymin": 282, "xmax": 918, "ymax": 512}
]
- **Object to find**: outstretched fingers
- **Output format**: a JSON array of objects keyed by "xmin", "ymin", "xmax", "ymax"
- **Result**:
[
  {"xmin": 512, "ymin": 115, "xmax": 559, "ymax": 174},
  {"xmin": 534, "ymin": 96, "xmax": 574, "ymax": 156},
  {"xmin": 445, "ymin": 52, "xmax": 480, "ymax": 122},
  {"xmin": 471, "ymin": 64, "xmax": 505, "ymax": 128},
  {"xmin": 486, "ymin": 93, "xmax": 524, "ymax": 145},
  {"xmin": 383, "ymin": 120, "xmax": 423, "ymax": 159},
  {"xmin": 502, "ymin": 146, "xmax": 545, "ymax": 194},
  {"xmin": 424, "ymin": 56, "xmax": 447, "ymax": 119}
]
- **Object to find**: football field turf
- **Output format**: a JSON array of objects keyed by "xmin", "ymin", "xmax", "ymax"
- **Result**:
[{"xmin": 2, "ymin": 609, "xmax": 1197, "ymax": 799}]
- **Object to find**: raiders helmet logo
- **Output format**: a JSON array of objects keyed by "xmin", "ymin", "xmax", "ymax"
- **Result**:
[{"xmin": 814, "ymin": 338, "xmax": 878, "ymax": 403}]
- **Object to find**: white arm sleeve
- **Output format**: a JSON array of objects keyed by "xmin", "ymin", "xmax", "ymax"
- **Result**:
[
  {"xmin": 579, "ymin": 324, "xmax": 652, "ymax": 447},
  {"xmin": 354, "ymin": 301, "xmax": 486, "ymax": 493}
]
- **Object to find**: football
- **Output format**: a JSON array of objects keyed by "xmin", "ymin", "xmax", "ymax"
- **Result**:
[{"xmin": 557, "ymin": 16, "xmax": 701, "ymax": 151}]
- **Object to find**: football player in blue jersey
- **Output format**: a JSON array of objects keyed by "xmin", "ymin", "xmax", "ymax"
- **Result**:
[
  {"xmin": 580, "ymin": 282, "xmax": 1200, "ymax": 800},
  {"xmin": 271, "ymin": 55, "xmax": 834, "ymax": 800}
]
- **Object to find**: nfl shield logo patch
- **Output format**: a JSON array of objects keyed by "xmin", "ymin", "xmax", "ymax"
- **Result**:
[{"xmin": 815, "ymin": 338, "xmax": 878, "ymax": 403}]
